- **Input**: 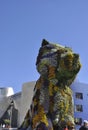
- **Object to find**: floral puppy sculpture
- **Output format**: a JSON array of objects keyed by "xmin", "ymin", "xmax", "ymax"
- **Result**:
[{"xmin": 19, "ymin": 39, "xmax": 81, "ymax": 130}]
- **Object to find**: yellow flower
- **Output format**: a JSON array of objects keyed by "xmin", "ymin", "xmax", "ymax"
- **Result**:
[
  {"xmin": 54, "ymin": 86, "xmax": 58, "ymax": 92},
  {"xmin": 36, "ymin": 77, "xmax": 44, "ymax": 89},
  {"xmin": 60, "ymin": 60, "xmax": 66, "ymax": 69},
  {"xmin": 49, "ymin": 83, "xmax": 54, "ymax": 96},
  {"xmin": 48, "ymin": 66, "xmax": 55, "ymax": 79},
  {"xmin": 33, "ymin": 105, "xmax": 48, "ymax": 128},
  {"xmin": 33, "ymin": 99, "xmax": 37, "ymax": 106}
]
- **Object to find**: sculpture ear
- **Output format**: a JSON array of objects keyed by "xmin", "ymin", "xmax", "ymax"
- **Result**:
[{"xmin": 41, "ymin": 39, "xmax": 49, "ymax": 46}]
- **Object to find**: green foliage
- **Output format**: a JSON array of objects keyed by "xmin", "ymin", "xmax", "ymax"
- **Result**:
[{"xmin": 4, "ymin": 119, "xmax": 10, "ymax": 125}]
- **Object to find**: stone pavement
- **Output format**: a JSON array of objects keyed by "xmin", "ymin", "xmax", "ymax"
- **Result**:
[{"xmin": 0, "ymin": 128, "xmax": 17, "ymax": 130}]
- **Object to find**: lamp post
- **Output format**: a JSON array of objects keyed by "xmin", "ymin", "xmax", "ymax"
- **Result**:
[{"xmin": 10, "ymin": 100, "xmax": 14, "ymax": 128}]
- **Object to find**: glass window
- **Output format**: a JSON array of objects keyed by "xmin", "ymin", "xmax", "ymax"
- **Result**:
[
  {"xmin": 75, "ymin": 105, "xmax": 83, "ymax": 112},
  {"xmin": 75, "ymin": 118, "xmax": 82, "ymax": 125},
  {"xmin": 75, "ymin": 93, "xmax": 83, "ymax": 99}
]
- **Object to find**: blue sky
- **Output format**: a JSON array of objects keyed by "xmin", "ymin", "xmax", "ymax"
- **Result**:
[{"xmin": 0, "ymin": 0, "xmax": 88, "ymax": 93}]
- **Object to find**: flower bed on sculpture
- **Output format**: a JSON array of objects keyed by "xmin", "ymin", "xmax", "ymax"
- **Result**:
[{"xmin": 18, "ymin": 39, "xmax": 81, "ymax": 130}]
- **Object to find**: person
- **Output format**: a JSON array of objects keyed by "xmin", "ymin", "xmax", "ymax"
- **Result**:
[{"xmin": 79, "ymin": 120, "xmax": 88, "ymax": 130}]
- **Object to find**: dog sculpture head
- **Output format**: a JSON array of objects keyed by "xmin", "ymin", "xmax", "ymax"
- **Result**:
[{"xmin": 36, "ymin": 39, "xmax": 81, "ymax": 86}]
